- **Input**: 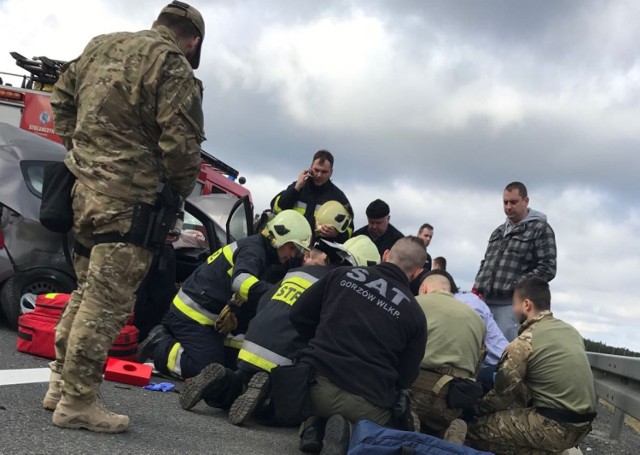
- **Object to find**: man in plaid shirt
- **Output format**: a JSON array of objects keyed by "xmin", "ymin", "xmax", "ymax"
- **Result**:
[{"xmin": 474, "ymin": 182, "xmax": 556, "ymax": 341}]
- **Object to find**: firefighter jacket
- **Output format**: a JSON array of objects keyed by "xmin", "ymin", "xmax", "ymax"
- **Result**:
[
  {"xmin": 238, "ymin": 265, "xmax": 332, "ymax": 372},
  {"xmin": 271, "ymin": 180, "xmax": 354, "ymax": 241},
  {"xmin": 173, "ymin": 234, "xmax": 278, "ymax": 325}
]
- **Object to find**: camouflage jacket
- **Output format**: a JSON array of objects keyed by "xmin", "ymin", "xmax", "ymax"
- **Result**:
[
  {"xmin": 51, "ymin": 25, "xmax": 204, "ymax": 203},
  {"xmin": 480, "ymin": 310, "xmax": 596, "ymax": 415}
]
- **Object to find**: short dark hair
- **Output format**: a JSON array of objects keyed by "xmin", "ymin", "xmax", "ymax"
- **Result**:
[
  {"xmin": 514, "ymin": 277, "xmax": 551, "ymax": 311},
  {"xmin": 312, "ymin": 150, "xmax": 334, "ymax": 168},
  {"xmin": 156, "ymin": 12, "xmax": 201, "ymax": 39},
  {"xmin": 505, "ymin": 181, "xmax": 528, "ymax": 199},
  {"xmin": 421, "ymin": 269, "xmax": 459, "ymax": 294},
  {"xmin": 433, "ymin": 256, "xmax": 447, "ymax": 270},
  {"xmin": 419, "ymin": 223, "xmax": 434, "ymax": 233}
]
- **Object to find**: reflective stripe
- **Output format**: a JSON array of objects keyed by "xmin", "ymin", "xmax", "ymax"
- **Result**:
[
  {"xmin": 271, "ymin": 271, "xmax": 318, "ymax": 306},
  {"xmin": 232, "ymin": 273, "xmax": 259, "ymax": 300},
  {"xmin": 238, "ymin": 340, "xmax": 293, "ymax": 372},
  {"xmin": 172, "ymin": 289, "xmax": 219, "ymax": 326},
  {"xmin": 44, "ymin": 293, "xmax": 60, "ymax": 299},
  {"xmin": 167, "ymin": 342, "xmax": 183, "ymax": 377},
  {"xmin": 224, "ymin": 244, "xmax": 237, "ymax": 276},
  {"xmin": 284, "ymin": 271, "xmax": 320, "ymax": 284},
  {"xmin": 224, "ymin": 333, "xmax": 245, "ymax": 350}
]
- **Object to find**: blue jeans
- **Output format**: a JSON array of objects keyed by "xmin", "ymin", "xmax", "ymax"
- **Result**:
[{"xmin": 486, "ymin": 297, "xmax": 519, "ymax": 342}]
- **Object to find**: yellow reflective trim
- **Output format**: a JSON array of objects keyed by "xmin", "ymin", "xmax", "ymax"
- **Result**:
[
  {"xmin": 223, "ymin": 245, "xmax": 235, "ymax": 276},
  {"xmin": 224, "ymin": 338, "xmax": 244, "ymax": 349},
  {"xmin": 273, "ymin": 195, "xmax": 283, "ymax": 213},
  {"xmin": 238, "ymin": 275, "xmax": 259, "ymax": 300},
  {"xmin": 172, "ymin": 294, "xmax": 216, "ymax": 326},
  {"xmin": 44, "ymin": 293, "xmax": 61, "ymax": 299},
  {"xmin": 293, "ymin": 207, "xmax": 305, "ymax": 215},
  {"xmin": 238, "ymin": 348, "xmax": 277, "ymax": 372},
  {"xmin": 272, "ymin": 276, "xmax": 313, "ymax": 306},
  {"xmin": 167, "ymin": 342, "xmax": 182, "ymax": 374},
  {"xmin": 206, "ymin": 247, "xmax": 223, "ymax": 264}
]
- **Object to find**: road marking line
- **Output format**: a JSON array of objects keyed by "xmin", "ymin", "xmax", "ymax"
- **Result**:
[{"xmin": 0, "ymin": 367, "xmax": 51, "ymax": 386}]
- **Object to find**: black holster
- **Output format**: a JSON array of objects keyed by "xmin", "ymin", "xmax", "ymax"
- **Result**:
[
  {"xmin": 389, "ymin": 388, "xmax": 415, "ymax": 431},
  {"xmin": 95, "ymin": 183, "xmax": 182, "ymax": 252}
]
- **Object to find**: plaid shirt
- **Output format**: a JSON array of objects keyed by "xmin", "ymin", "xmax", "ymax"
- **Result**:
[{"xmin": 474, "ymin": 218, "xmax": 557, "ymax": 296}]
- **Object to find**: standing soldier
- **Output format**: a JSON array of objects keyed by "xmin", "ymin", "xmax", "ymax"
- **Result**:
[
  {"xmin": 42, "ymin": 1, "xmax": 205, "ymax": 433},
  {"xmin": 474, "ymin": 182, "xmax": 557, "ymax": 341}
]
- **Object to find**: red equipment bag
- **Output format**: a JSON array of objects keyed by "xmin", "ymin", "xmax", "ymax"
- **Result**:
[
  {"xmin": 108, "ymin": 324, "xmax": 140, "ymax": 361},
  {"xmin": 16, "ymin": 312, "xmax": 57, "ymax": 359},
  {"xmin": 17, "ymin": 293, "xmax": 139, "ymax": 361}
]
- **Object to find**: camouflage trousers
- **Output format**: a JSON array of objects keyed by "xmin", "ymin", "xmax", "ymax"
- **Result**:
[
  {"xmin": 50, "ymin": 181, "xmax": 152, "ymax": 402},
  {"xmin": 411, "ymin": 370, "xmax": 463, "ymax": 436},
  {"xmin": 466, "ymin": 407, "xmax": 592, "ymax": 455}
]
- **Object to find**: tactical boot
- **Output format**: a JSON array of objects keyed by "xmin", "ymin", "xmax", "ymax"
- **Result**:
[
  {"xmin": 136, "ymin": 324, "xmax": 168, "ymax": 363},
  {"xmin": 320, "ymin": 415, "xmax": 351, "ymax": 455},
  {"xmin": 229, "ymin": 371, "xmax": 270, "ymax": 426},
  {"xmin": 52, "ymin": 394, "xmax": 129, "ymax": 433},
  {"xmin": 443, "ymin": 418, "xmax": 467, "ymax": 445},
  {"xmin": 300, "ymin": 417, "xmax": 327, "ymax": 453},
  {"xmin": 179, "ymin": 363, "xmax": 228, "ymax": 411},
  {"xmin": 42, "ymin": 371, "xmax": 63, "ymax": 411}
]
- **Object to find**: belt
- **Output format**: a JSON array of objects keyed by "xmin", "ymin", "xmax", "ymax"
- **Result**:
[
  {"xmin": 486, "ymin": 290, "xmax": 513, "ymax": 299},
  {"xmin": 421, "ymin": 365, "xmax": 472, "ymax": 379},
  {"xmin": 537, "ymin": 407, "xmax": 597, "ymax": 424}
]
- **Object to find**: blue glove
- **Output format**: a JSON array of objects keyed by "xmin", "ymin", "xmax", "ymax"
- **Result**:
[{"xmin": 143, "ymin": 382, "xmax": 176, "ymax": 392}]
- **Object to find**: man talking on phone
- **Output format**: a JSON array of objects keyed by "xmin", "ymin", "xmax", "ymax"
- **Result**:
[{"xmin": 271, "ymin": 150, "xmax": 354, "ymax": 242}]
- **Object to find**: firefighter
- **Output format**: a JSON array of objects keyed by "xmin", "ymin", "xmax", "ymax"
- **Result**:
[
  {"xmin": 137, "ymin": 210, "xmax": 312, "ymax": 382},
  {"xmin": 271, "ymin": 150, "xmax": 354, "ymax": 242},
  {"xmin": 262, "ymin": 199, "xmax": 352, "ymax": 285},
  {"xmin": 178, "ymin": 236, "xmax": 381, "ymax": 425}
]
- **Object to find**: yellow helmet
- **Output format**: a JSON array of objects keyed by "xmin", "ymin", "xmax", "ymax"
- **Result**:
[
  {"xmin": 262, "ymin": 210, "xmax": 312, "ymax": 251},
  {"xmin": 315, "ymin": 201, "xmax": 351, "ymax": 234},
  {"xmin": 343, "ymin": 235, "xmax": 381, "ymax": 266}
]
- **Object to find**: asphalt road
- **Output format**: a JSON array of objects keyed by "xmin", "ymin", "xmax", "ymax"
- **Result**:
[
  {"xmin": 0, "ymin": 321, "xmax": 300, "ymax": 455},
  {"xmin": 1, "ymin": 319, "xmax": 639, "ymax": 455}
]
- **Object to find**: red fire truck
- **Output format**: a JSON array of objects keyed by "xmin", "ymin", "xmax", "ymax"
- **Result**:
[{"xmin": 0, "ymin": 52, "xmax": 251, "ymax": 201}]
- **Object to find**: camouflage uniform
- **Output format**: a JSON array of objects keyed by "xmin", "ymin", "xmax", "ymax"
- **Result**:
[
  {"xmin": 411, "ymin": 291, "xmax": 486, "ymax": 436},
  {"xmin": 467, "ymin": 311, "xmax": 596, "ymax": 454},
  {"xmin": 49, "ymin": 25, "xmax": 203, "ymax": 404}
]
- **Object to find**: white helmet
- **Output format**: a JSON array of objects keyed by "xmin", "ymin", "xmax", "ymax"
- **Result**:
[
  {"xmin": 315, "ymin": 201, "xmax": 351, "ymax": 234},
  {"xmin": 343, "ymin": 235, "xmax": 381, "ymax": 267},
  {"xmin": 262, "ymin": 209, "xmax": 312, "ymax": 251}
]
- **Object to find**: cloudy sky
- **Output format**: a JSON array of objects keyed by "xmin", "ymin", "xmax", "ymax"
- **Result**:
[{"xmin": 1, "ymin": 0, "xmax": 638, "ymax": 350}]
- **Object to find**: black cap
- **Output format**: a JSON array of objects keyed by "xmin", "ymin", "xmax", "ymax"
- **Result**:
[{"xmin": 366, "ymin": 199, "xmax": 390, "ymax": 219}]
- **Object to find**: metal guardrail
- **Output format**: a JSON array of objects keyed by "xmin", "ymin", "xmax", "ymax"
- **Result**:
[{"xmin": 587, "ymin": 352, "xmax": 640, "ymax": 440}]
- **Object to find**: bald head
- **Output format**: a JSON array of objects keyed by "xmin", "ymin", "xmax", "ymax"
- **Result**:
[
  {"xmin": 419, "ymin": 274, "xmax": 451, "ymax": 295},
  {"xmin": 385, "ymin": 236, "xmax": 426, "ymax": 280}
]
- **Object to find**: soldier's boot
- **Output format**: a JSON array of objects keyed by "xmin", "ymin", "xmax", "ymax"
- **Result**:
[
  {"xmin": 320, "ymin": 415, "xmax": 351, "ymax": 455},
  {"xmin": 179, "ymin": 363, "xmax": 228, "ymax": 411},
  {"xmin": 443, "ymin": 419, "xmax": 467, "ymax": 445},
  {"xmin": 229, "ymin": 371, "xmax": 270, "ymax": 426},
  {"xmin": 52, "ymin": 394, "xmax": 129, "ymax": 433},
  {"xmin": 42, "ymin": 371, "xmax": 63, "ymax": 411},
  {"xmin": 136, "ymin": 324, "xmax": 168, "ymax": 363}
]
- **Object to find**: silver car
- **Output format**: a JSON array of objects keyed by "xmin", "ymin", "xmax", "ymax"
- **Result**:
[{"xmin": 0, "ymin": 123, "xmax": 253, "ymax": 328}]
